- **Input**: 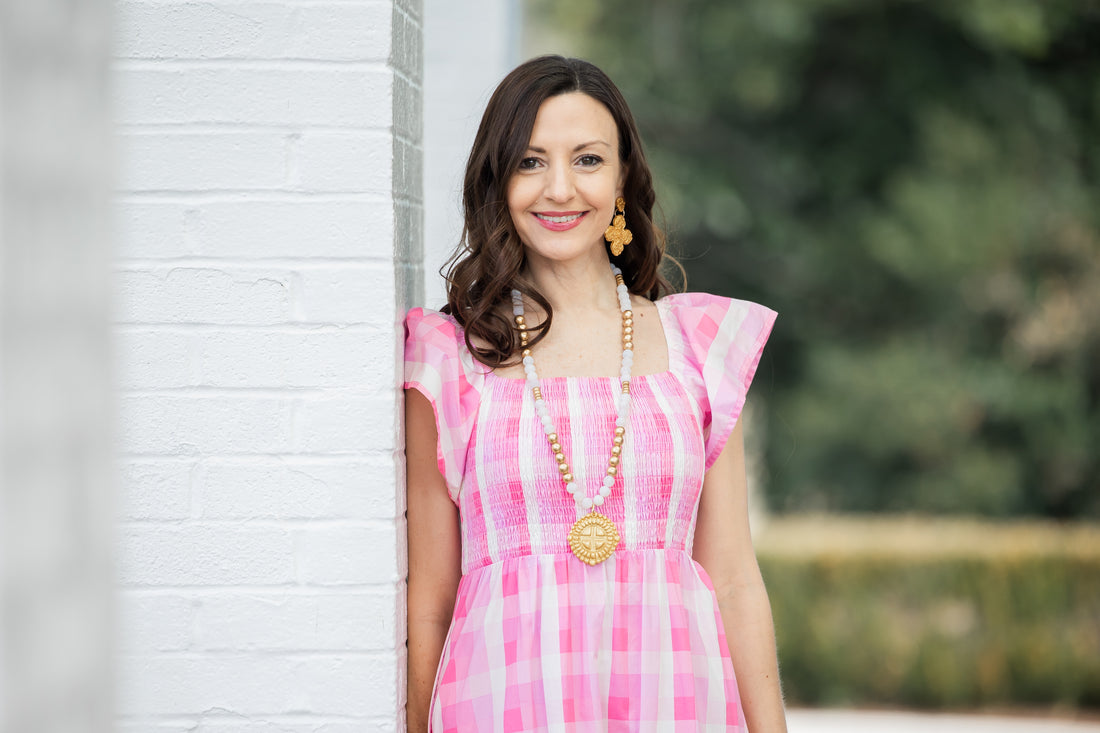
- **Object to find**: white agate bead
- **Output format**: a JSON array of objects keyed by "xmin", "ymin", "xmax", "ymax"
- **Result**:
[{"xmin": 515, "ymin": 264, "xmax": 635, "ymax": 522}]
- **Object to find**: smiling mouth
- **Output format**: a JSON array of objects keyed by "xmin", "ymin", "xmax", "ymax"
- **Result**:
[{"xmin": 535, "ymin": 212, "xmax": 585, "ymax": 224}]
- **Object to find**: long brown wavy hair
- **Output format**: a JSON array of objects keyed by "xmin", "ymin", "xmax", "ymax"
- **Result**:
[{"xmin": 442, "ymin": 55, "xmax": 675, "ymax": 368}]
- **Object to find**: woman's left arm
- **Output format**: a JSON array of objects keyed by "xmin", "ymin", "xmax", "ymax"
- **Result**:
[{"xmin": 693, "ymin": 417, "xmax": 787, "ymax": 733}]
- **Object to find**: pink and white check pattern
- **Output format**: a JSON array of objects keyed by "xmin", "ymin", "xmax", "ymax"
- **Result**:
[{"xmin": 405, "ymin": 293, "xmax": 776, "ymax": 732}]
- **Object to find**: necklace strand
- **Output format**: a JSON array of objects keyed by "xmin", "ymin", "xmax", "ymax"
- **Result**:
[{"xmin": 510, "ymin": 264, "xmax": 634, "ymax": 512}]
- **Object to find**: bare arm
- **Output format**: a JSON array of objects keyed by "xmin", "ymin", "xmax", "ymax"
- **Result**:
[
  {"xmin": 405, "ymin": 388, "xmax": 462, "ymax": 733},
  {"xmin": 693, "ymin": 418, "xmax": 787, "ymax": 733}
]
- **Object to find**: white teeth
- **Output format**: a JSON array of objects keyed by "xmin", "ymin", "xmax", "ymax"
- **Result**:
[{"xmin": 536, "ymin": 213, "xmax": 582, "ymax": 224}]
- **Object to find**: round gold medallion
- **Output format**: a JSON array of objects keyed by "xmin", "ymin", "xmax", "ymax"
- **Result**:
[{"xmin": 568, "ymin": 512, "xmax": 621, "ymax": 565}]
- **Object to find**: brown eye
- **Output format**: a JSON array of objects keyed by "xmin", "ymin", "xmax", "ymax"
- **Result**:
[
  {"xmin": 577, "ymin": 154, "xmax": 603, "ymax": 167},
  {"xmin": 518, "ymin": 157, "xmax": 541, "ymax": 170}
]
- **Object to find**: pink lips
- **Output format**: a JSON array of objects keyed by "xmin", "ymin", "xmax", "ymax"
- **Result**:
[{"xmin": 533, "ymin": 211, "xmax": 587, "ymax": 231}]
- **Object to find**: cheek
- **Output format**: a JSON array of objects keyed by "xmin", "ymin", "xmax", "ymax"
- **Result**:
[{"xmin": 507, "ymin": 178, "xmax": 537, "ymax": 214}]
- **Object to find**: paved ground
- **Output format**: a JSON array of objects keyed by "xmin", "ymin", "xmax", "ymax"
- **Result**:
[{"xmin": 787, "ymin": 709, "xmax": 1100, "ymax": 732}]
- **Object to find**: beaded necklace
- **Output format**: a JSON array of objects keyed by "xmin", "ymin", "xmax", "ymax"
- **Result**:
[{"xmin": 510, "ymin": 264, "xmax": 633, "ymax": 565}]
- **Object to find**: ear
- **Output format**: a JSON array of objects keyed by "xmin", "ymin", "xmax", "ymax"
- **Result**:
[{"xmin": 617, "ymin": 166, "xmax": 628, "ymax": 198}]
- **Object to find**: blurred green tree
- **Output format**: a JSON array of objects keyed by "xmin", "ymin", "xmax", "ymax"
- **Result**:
[{"xmin": 527, "ymin": 0, "xmax": 1100, "ymax": 517}]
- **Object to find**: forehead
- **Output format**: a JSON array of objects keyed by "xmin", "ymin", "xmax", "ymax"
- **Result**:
[{"xmin": 527, "ymin": 92, "xmax": 617, "ymax": 147}]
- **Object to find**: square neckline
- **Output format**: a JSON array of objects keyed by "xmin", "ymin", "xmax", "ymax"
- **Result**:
[{"xmin": 484, "ymin": 297, "xmax": 676, "ymax": 384}]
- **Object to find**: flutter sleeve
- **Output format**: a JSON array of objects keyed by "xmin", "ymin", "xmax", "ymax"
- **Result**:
[
  {"xmin": 403, "ymin": 307, "xmax": 482, "ymax": 502},
  {"xmin": 666, "ymin": 293, "xmax": 777, "ymax": 470}
]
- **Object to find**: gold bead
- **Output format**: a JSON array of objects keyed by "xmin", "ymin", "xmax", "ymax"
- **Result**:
[
  {"xmin": 609, "ymin": 456, "xmax": 619, "ymax": 467},
  {"xmin": 613, "ymin": 436, "xmax": 624, "ymax": 446},
  {"xmin": 623, "ymin": 326, "xmax": 633, "ymax": 336},
  {"xmin": 551, "ymin": 442, "xmax": 561, "ymax": 453},
  {"xmin": 622, "ymin": 382, "xmax": 630, "ymax": 394},
  {"xmin": 607, "ymin": 466, "xmax": 618, "ymax": 476},
  {"xmin": 532, "ymin": 387, "xmax": 542, "ymax": 400},
  {"xmin": 611, "ymin": 445, "xmax": 621, "ymax": 456},
  {"xmin": 558, "ymin": 462, "xmax": 570, "ymax": 473},
  {"xmin": 518, "ymin": 323, "xmax": 527, "ymax": 331},
  {"xmin": 623, "ymin": 317, "xmax": 633, "ymax": 328},
  {"xmin": 563, "ymin": 473, "xmax": 573, "ymax": 483},
  {"xmin": 623, "ymin": 310, "xmax": 632, "ymax": 320},
  {"xmin": 615, "ymin": 427, "xmax": 625, "ymax": 436},
  {"xmin": 522, "ymin": 348, "xmax": 531, "ymax": 357},
  {"xmin": 515, "ymin": 315, "xmax": 525, "ymax": 325},
  {"xmin": 554, "ymin": 452, "xmax": 565, "ymax": 463},
  {"xmin": 549, "ymin": 433, "xmax": 558, "ymax": 443}
]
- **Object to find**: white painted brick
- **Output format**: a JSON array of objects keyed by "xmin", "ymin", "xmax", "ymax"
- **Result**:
[
  {"xmin": 115, "ymin": 268, "xmax": 292, "ymax": 325},
  {"xmin": 394, "ymin": 137, "xmax": 422, "ymax": 203},
  {"xmin": 193, "ymin": 724, "xmax": 392, "ymax": 733},
  {"xmin": 119, "ymin": 132, "xmax": 288, "ymax": 191},
  {"xmin": 195, "ymin": 329, "xmax": 388, "ymax": 388},
  {"xmin": 116, "ymin": 724, "xmax": 194, "ymax": 733},
  {"xmin": 398, "ymin": 0, "xmax": 422, "ymax": 22},
  {"xmin": 118, "ymin": 526, "xmax": 295, "ymax": 586},
  {"xmin": 115, "ymin": 329, "xmax": 197, "ymax": 389},
  {"xmin": 116, "ymin": 68, "xmax": 391, "ymax": 128},
  {"xmin": 118, "ymin": 460, "xmax": 193, "ymax": 520},
  {"xmin": 118, "ymin": 395, "xmax": 293, "ymax": 455},
  {"xmin": 295, "ymin": 265, "xmax": 394, "ymax": 323},
  {"xmin": 295, "ymin": 525, "xmax": 398, "ymax": 585},
  {"xmin": 294, "ymin": 132, "xmax": 392, "ymax": 193},
  {"xmin": 115, "ymin": 2, "xmax": 392, "ymax": 61},
  {"xmin": 116, "ymin": 716, "xmax": 396, "ymax": 732},
  {"xmin": 117, "ymin": 593, "xmax": 194, "ymax": 651},
  {"xmin": 194, "ymin": 591, "xmax": 395, "ymax": 651},
  {"xmin": 113, "ymin": 0, "xmax": 418, "ymax": 726},
  {"xmin": 197, "ymin": 459, "xmax": 397, "ymax": 520},
  {"xmin": 393, "ymin": 72, "xmax": 422, "ymax": 143},
  {"xmin": 395, "ymin": 200, "xmax": 424, "ymax": 263},
  {"xmin": 392, "ymin": 3, "xmax": 422, "ymax": 80},
  {"xmin": 194, "ymin": 199, "xmax": 393, "ymax": 259},
  {"xmin": 118, "ymin": 715, "xmax": 395, "ymax": 731},
  {"xmin": 294, "ymin": 396, "xmax": 397, "ymax": 454},
  {"xmin": 115, "ymin": 201, "xmax": 193, "ymax": 258},
  {"xmin": 117, "ymin": 654, "xmax": 394, "ymax": 716}
]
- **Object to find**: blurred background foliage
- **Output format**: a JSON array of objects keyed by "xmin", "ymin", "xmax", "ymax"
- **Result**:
[
  {"xmin": 755, "ymin": 517, "xmax": 1100, "ymax": 708},
  {"xmin": 525, "ymin": 0, "xmax": 1100, "ymax": 519}
]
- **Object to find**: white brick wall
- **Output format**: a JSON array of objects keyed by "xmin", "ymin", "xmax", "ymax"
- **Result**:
[{"xmin": 114, "ymin": 0, "xmax": 421, "ymax": 729}]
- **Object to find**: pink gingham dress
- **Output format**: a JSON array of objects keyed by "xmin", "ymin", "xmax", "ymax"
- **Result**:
[{"xmin": 404, "ymin": 292, "xmax": 776, "ymax": 732}]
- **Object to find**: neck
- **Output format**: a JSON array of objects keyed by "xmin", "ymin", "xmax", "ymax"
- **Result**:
[{"xmin": 524, "ymin": 250, "xmax": 620, "ymax": 317}]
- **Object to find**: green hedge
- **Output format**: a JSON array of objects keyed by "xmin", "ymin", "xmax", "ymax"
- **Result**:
[{"xmin": 755, "ymin": 517, "xmax": 1100, "ymax": 710}]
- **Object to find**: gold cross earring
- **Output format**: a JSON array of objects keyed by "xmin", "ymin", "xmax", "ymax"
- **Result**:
[{"xmin": 604, "ymin": 197, "xmax": 633, "ymax": 257}]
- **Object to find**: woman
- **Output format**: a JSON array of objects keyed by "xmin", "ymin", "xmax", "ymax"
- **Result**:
[{"xmin": 405, "ymin": 55, "xmax": 787, "ymax": 732}]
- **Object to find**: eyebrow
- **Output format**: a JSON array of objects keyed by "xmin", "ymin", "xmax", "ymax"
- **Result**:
[{"xmin": 526, "ymin": 140, "xmax": 612, "ymax": 153}]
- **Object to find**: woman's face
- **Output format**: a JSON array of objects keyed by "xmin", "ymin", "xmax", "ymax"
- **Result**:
[{"xmin": 506, "ymin": 92, "xmax": 624, "ymax": 268}]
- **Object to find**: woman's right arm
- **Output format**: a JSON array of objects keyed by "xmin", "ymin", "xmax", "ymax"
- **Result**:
[{"xmin": 405, "ymin": 388, "xmax": 462, "ymax": 733}]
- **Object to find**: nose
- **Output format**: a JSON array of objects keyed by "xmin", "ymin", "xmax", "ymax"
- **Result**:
[{"xmin": 544, "ymin": 163, "xmax": 574, "ymax": 203}]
